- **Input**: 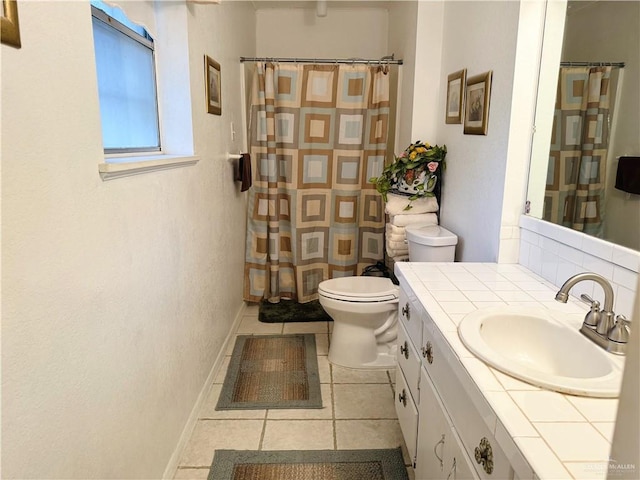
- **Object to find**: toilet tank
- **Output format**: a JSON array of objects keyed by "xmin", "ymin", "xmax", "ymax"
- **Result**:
[{"xmin": 405, "ymin": 224, "xmax": 458, "ymax": 262}]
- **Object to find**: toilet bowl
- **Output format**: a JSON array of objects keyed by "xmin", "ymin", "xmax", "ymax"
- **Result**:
[{"xmin": 318, "ymin": 276, "xmax": 399, "ymax": 369}]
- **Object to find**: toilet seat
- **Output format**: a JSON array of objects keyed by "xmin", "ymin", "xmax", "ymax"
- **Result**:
[{"xmin": 318, "ymin": 277, "xmax": 399, "ymax": 303}]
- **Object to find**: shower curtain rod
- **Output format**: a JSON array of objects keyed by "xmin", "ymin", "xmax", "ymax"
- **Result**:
[
  {"xmin": 560, "ymin": 61, "xmax": 625, "ymax": 68},
  {"xmin": 240, "ymin": 56, "xmax": 403, "ymax": 65}
]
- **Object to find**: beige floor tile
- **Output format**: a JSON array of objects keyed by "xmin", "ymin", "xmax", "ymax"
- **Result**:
[
  {"xmin": 283, "ymin": 321, "xmax": 330, "ymax": 334},
  {"xmin": 332, "ymin": 365, "xmax": 392, "ymax": 384},
  {"xmin": 173, "ymin": 467, "xmax": 210, "ymax": 479},
  {"xmin": 213, "ymin": 356, "xmax": 231, "ymax": 384},
  {"xmin": 198, "ymin": 384, "xmax": 267, "ymax": 419},
  {"xmin": 266, "ymin": 384, "xmax": 333, "ymax": 420},
  {"xmin": 317, "ymin": 355, "xmax": 331, "ymax": 383},
  {"xmin": 236, "ymin": 316, "xmax": 283, "ymax": 334},
  {"xmin": 335, "ymin": 419, "xmax": 405, "ymax": 450},
  {"xmin": 244, "ymin": 303, "xmax": 260, "ymax": 316},
  {"xmin": 262, "ymin": 420, "xmax": 334, "ymax": 450},
  {"xmin": 314, "ymin": 333, "xmax": 330, "ymax": 355},
  {"xmin": 178, "ymin": 420, "xmax": 263, "ymax": 466},
  {"xmin": 334, "ymin": 384, "xmax": 397, "ymax": 419}
]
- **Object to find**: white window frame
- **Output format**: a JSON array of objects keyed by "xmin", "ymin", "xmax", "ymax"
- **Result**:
[{"xmin": 91, "ymin": 1, "xmax": 198, "ymax": 180}]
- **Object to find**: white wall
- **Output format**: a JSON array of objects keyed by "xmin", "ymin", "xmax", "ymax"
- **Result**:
[
  {"xmin": 256, "ymin": 7, "xmax": 388, "ymax": 58},
  {"xmin": 1, "ymin": 1, "xmax": 255, "ymax": 478},
  {"xmin": 387, "ymin": 1, "xmax": 419, "ymax": 153},
  {"xmin": 434, "ymin": 1, "xmax": 521, "ymax": 262}
]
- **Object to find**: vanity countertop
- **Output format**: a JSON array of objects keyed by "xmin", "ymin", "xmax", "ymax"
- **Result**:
[{"xmin": 395, "ymin": 262, "xmax": 625, "ymax": 480}]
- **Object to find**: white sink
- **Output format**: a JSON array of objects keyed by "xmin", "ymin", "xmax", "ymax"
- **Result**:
[{"xmin": 458, "ymin": 306, "xmax": 622, "ymax": 397}]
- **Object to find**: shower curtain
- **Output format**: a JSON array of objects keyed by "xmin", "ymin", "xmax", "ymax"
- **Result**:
[
  {"xmin": 543, "ymin": 66, "xmax": 612, "ymax": 236},
  {"xmin": 243, "ymin": 63, "xmax": 390, "ymax": 303}
]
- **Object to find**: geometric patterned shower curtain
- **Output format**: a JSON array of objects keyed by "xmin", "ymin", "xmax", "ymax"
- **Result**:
[
  {"xmin": 543, "ymin": 66, "xmax": 611, "ymax": 236},
  {"xmin": 243, "ymin": 63, "xmax": 389, "ymax": 303}
]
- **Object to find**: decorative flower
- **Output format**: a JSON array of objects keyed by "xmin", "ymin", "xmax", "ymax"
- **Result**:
[{"xmin": 369, "ymin": 140, "xmax": 447, "ymax": 210}]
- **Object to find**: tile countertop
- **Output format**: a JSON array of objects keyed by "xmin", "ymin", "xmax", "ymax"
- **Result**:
[{"xmin": 395, "ymin": 262, "xmax": 626, "ymax": 480}]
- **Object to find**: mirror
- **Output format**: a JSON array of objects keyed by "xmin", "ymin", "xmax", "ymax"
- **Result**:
[{"xmin": 527, "ymin": 0, "xmax": 640, "ymax": 252}]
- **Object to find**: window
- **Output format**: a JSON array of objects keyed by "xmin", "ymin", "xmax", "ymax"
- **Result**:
[{"xmin": 91, "ymin": 1, "xmax": 160, "ymax": 153}]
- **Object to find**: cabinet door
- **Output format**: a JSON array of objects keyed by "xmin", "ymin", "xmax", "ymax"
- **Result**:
[
  {"xmin": 443, "ymin": 427, "xmax": 477, "ymax": 480},
  {"xmin": 395, "ymin": 366, "xmax": 419, "ymax": 462},
  {"xmin": 415, "ymin": 367, "xmax": 450, "ymax": 480},
  {"xmin": 416, "ymin": 368, "xmax": 478, "ymax": 480},
  {"xmin": 397, "ymin": 322, "xmax": 421, "ymax": 404}
]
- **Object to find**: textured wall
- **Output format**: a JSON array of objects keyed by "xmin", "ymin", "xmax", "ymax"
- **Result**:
[{"xmin": 1, "ymin": 1, "xmax": 255, "ymax": 478}]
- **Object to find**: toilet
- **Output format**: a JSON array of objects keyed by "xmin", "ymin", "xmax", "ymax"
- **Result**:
[
  {"xmin": 318, "ymin": 276, "xmax": 400, "ymax": 369},
  {"xmin": 405, "ymin": 223, "xmax": 458, "ymax": 261},
  {"xmin": 318, "ymin": 224, "xmax": 458, "ymax": 369}
]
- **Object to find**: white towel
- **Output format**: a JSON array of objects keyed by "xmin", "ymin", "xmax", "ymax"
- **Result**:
[
  {"xmin": 386, "ymin": 233, "xmax": 405, "ymax": 243},
  {"xmin": 385, "ymin": 193, "xmax": 439, "ymax": 215},
  {"xmin": 386, "ymin": 246, "xmax": 409, "ymax": 258},
  {"xmin": 386, "ymin": 239, "xmax": 408, "ymax": 250},
  {"xmin": 390, "ymin": 213, "xmax": 438, "ymax": 227},
  {"xmin": 386, "ymin": 223, "xmax": 406, "ymax": 236}
]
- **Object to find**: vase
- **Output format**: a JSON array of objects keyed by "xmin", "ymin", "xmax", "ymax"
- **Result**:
[{"xmin": 394, "ymin": 170, "xmax": 437, "ymax": 196}]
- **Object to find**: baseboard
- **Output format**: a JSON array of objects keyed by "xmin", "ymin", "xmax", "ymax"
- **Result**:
[{"xmin": 162, "ymin": 301, "xmax": 247, "ymax": 479}]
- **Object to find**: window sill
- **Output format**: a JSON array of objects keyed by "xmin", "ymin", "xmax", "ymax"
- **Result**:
[{"xmin": 98, "ymin": 154, "xmax": 200, "ymax": 181}]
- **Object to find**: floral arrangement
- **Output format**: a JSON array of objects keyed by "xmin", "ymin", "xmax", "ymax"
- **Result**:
[{"xmin": 369, "ymin": 140, "xmax": 447, "ymax": 210}]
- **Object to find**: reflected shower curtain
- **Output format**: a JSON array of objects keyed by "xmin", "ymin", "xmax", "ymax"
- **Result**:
[
  {"xmin": 543, "ymin": 66, "xmax": 612, "ymax": 236},
  {"xmin": 243, "ymin": 63, "xmax": 389, "ymax": 303}
]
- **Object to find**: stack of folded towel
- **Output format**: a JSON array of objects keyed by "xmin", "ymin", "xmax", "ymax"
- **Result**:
[{"xmin": 384, "ymin": 193, "xmax": 439, "ymax": 259}]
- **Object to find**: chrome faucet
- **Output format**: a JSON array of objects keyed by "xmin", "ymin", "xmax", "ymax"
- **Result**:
[{"xmin": 555, "ymin": 272, "xmax": 630, "ymax": 355}]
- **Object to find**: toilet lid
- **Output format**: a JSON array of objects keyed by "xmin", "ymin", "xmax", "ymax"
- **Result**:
[
  {"xmin": 405, "ymin": 223, "xmax": 458, "ymax": 247},
  {"xmin": 318, "ymin": 277, "xmax": 399, "ymax": 302}
]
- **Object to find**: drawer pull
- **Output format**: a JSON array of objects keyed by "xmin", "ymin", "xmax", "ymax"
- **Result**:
[
  {"xmin": 398, "ymin": 388, "xmax": 407, "ymax": 407},
  {"xmin": 422, "ymin": 341, "xmax": 434, "ymax": 364},
  {"xmin": 446, "ymin": 457, "xmax": 457, "ymax": 480},
  {"xmin": 402, "ymin": 302, "xmax": 411, "ymax": 320},
  {"xmin": 400, "ymin": 341, "xmax": 409, "ymax": 359},
  {"xmin": 474, "ymin": 437, "xmax": 494, "ymax": 474},
  {"xmin": 434, "ymin": 434, "xmax": 445, "ymax": 469}
]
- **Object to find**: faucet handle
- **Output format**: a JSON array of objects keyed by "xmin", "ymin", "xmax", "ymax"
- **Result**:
[
  {"xmin": 580, "ymin": 294, "xmax": 599, "ymax": 307},
  {"xmin": 607, "ymin": 315, "xmax": 631, "ymax": 344},
  {"xmin": 580, "ymin": 294, "xmax": 601, "ymax": 327}
]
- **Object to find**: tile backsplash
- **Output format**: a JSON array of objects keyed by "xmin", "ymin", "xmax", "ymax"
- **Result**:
[{"xmin": 518, "ymin": 215, "xmax": 639, "ymax": 319}]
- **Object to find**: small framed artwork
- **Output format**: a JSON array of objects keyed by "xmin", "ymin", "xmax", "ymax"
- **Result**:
[
  {"xmin": 464, "ymin": 71, "xmax": 493, "ymax": 135},
  {"xmin": 1, "ymin": 0, "xmax": 21, "ymax": 48},
  {"xmin": 205, "ymin": 55, "xmax": 221, "ymax": 115},
  {"xmin": 445, "ymin": 69, "xmax": 466, "ymax": 124}
]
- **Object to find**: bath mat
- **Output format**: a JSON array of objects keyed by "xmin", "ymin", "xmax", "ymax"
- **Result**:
[
  {"xmin": 215, "ymin": 334, "xmax": 322, "ymax": 410},
  {"xmin": 208, "ymin": 448, "xmax": 409, "ymax": 480},
  {"xmin": 259, "ymin": 299, "xmax": 333, "ymax": 323}
]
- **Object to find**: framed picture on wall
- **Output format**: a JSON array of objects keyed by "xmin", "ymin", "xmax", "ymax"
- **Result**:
[
  {"xmin": 205, "ymin": 55, "xmax": 221, "ymax": 115},
  {"xmin": 1, "ymin": 0, "xmax": 21, "ymax": 48},
  {"xmin": 463, "ymin": 71, "xmax": 492, "ymax": 135},
  {"xmin": 445, "ymin": 69, "xmax": 466, "ymax": 124}
]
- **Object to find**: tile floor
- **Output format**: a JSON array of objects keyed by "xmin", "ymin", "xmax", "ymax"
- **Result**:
[{"xmin": 174, "ymin": 304, "xmax": 413, "ymax": 479}]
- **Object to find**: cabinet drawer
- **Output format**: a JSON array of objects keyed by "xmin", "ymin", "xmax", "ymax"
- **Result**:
[
  {"xmin": 397, "ymin": 322, "xmax": 421, "ymax": 404},
  {"xmin": 423, "ymin": 315, "xmax": 511, "ymax": 480},
  {"xmin": 395, "ymin": 366, "xmax": 418, "ymax": 462},
  {"xmin": 398, "ymin": 282, "xmax": 423, "ymax": 345}
]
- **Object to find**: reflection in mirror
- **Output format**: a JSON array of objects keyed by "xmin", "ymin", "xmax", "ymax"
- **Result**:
[{"xmin": 527, "ymin": 0, "xmax": 640, "ymax": 252}]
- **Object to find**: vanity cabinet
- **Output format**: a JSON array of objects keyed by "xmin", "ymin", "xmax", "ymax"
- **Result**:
[
  {"xmin": 416, "ymin": 367, "xmax": 476, "ymax": 480},
  {"xmin": 396, "ymin": 280, "xmax": 514, "ymax": 480}
]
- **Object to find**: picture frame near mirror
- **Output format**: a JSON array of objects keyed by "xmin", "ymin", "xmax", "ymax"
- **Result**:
[
  {"xmin": 1, "ymin": 0, "xmax": 21, "ymax": 48},
  {"xmin": 463, "ymin": 71, "xmax": 492, "ymax": 135},
  {"xmin": 205, "ymin": 55, "xmax": 221, "ymax": 115},
  {"xmin": 445, "ymin": 69, "xmax": 466, "ymax": 124}
]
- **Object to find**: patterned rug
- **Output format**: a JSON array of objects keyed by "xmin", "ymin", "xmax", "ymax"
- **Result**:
[
  {"xmin": 215, "ymin": 334, "xmax": 322, "ymax": 410},
  {"xmin": 208, "ymin": 448, "xmax": 409, "ymax": 480},
  {"xmin": 258, "ymin": 299, "xmax": 333, "ymax": 323}
]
